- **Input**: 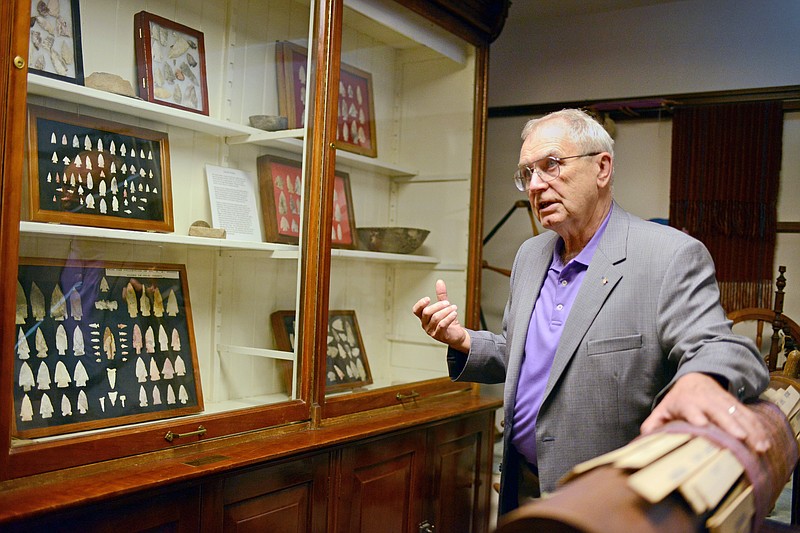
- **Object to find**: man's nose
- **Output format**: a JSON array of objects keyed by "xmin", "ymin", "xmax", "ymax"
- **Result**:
[{"xmin": 528, "ymin": 169, "xmax": 548, "ymax": 191}]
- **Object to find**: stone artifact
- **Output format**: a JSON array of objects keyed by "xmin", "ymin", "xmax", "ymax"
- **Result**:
[
  {"xmin": 249, "ymin": 115, "xmax": 289, "ymax": 131},
  {"xmin": 85, "ymin": 72, "xmax": 137, "ymax": 98}
]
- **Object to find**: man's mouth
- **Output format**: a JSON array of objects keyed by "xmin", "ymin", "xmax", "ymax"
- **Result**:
[{"xmin": 538, "ymin": 201, "xmax": 556, "ymax": 211}]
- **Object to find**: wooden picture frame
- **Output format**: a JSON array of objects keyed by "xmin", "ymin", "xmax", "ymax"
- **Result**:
[
  {"xmin": 269, "ymin": 310, "xmax": 297, "ymax": 395},
  {"xmin": 275, "ymin": 41, "xmax": 307, "ymax": 132},
  {"xmin": 271, "ymin": 310, "xmax": 372, "ymax": 394},
  {"xmin": 276, "ymin": 41, "xmax": 377, "ymax": 157},
  {"xmin": 27, "ymin": 104, "xmax": 174, "ymax": 232},
  {"xmin": 28, "ymin": 0, "xmax": 85, "ymax": 85},
  {"xmin": 13, "ymin": 258, "xmax": 203, "ymax": 439},
  {"xmin": 133, "ymin": 11, "xmax": 210, "ymax": 115},
  {"xmin": 256, "ymin": 154, "xmax": 357, "ymax": 248}
]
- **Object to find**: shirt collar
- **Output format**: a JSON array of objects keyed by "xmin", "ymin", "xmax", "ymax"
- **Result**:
[{"xmin": 552, "ymin": 204, "xmax": 613, "ymax": 269}]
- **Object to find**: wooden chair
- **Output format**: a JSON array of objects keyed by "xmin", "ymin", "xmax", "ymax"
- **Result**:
[
  {"xmin": 727, "ymin": 266, "xmax": 800, "ymax": 374},
  {"xmin": 728, "ymin": 266, "xmax": 800, "ymax": 527}
]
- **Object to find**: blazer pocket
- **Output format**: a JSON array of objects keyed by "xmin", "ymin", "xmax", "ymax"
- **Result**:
[{"xmin": 587, "ymin": 334, "xmax": 643, "ymax": 356}]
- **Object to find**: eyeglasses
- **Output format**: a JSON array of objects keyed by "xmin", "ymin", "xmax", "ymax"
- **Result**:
[{"xmin": 513, "ymin": 152, "xmax": 600, "ymax": 191}]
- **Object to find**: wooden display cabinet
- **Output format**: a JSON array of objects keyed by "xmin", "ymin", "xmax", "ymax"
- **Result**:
[
  {"xmin": 0, "ymin": 0, "xmax": 507, "ymax": 529},
  {"xmin": 2, "ymin": 405, "xmax": 495, "ymax": 532}
]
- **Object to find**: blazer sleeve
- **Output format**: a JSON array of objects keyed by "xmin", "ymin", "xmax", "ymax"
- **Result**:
[
  {"xmin": 654, "ymin": 236, "xmax": 769, "ymax": 402},
  {"xmin": 446, "ymin": 237, "xmax": 539, "ymax": 385},
  {"xmin": 447, "ymin": 329, "xmax": 508, "ymax": 384}
]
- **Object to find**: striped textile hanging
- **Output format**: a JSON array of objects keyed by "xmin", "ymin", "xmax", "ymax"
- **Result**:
[{"xmin": 669, "ymin": 101, "xmax": 782, "ymax": 312}]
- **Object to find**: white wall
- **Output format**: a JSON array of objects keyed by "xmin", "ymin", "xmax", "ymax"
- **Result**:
[
  {"xmin": 489, "ymin": 0, "xmax": 800, "ymax": 106},
  {"xmin": 482, "ymin": 0, "xmax": 800, "ymax": 337}
]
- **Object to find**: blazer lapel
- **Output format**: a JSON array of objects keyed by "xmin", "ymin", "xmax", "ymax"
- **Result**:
[
  {"xmin": 505, "ymin": 235, "xmax": 557, "ymax": 408},
  {"xmin": 542, "ymin": 203, "xmax": 629, "ymax": 402}
]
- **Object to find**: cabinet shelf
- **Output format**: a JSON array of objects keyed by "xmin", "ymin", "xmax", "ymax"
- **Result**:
[
  {"xmin": 19, "ymin": 221, "xmax": 296, "ymax": 255},
  {"xmin": 217, "ymin": 344, "xmax": 294, "ymax": 361},
  {"xmin": 331, "ymin": 247, "xmax": 439, "ymax": 264},
  {"xmin": 27, "ymin": 75, "xmax": 303, "ymax": 146},
  {"xmin": 20, "ymin": 221, "xmax": 440, "ymax": 265},
  {"xmin": 227, "ymin": 133, "xmax": 418, "ymax": 177},
  {"xmin": 29, "ymin": 75, "xmax": 418, "ymax": 178}
]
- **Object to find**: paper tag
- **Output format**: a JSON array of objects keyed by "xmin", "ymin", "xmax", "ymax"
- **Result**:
[
  {"xmin": 706, "ymin": 484, "xmax": 754, "ymax": 533},
  {"xmin": 613, "ymin": 432, "xmax": 692, "ymax": 470},
  {"xmin": 627, "ymin": 436, "xmax": 719, "ymax": 503},
  {"xmin": 678, "ymin": 449, "xmax": 744, "ymax": 513}
]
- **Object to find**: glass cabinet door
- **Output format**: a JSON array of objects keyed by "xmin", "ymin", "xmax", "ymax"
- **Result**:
[
  {"xmin": 11, "ymin": 0, "xmax": 316, "ymax": 477},
  {"xmin": 321, "ymin": 1, "xmax": 480, "ymax": 413}
]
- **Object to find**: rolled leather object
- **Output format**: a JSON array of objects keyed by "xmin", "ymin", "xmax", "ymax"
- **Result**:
[{"xmin": 495, "ymin": 400, "xmax": 798, "ymax": 533}]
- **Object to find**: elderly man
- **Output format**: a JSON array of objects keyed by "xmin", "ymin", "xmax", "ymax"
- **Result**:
[{"xmin": 412, "ymin": 108, "xmax": 770, "ymax": 514}]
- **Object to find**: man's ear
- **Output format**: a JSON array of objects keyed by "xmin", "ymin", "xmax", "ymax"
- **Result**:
[{"xmin": 596, "ymin": 153, "xmax": 613, "ymax": 189}]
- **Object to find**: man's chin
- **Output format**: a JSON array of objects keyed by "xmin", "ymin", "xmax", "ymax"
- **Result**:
[{"xmin": 538, "ymin": 215, "xmax": 560, "ymax": 231}]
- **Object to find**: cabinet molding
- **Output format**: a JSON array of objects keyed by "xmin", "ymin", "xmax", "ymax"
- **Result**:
[
  {"xmin": 396, "ymin": 0, "xmax": 510, "ymax": 45},
  {"xmin": 1, "ymin": 0, "xmax": 36, "ymax": 483}
]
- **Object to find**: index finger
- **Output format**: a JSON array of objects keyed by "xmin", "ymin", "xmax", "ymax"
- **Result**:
[{"xmin": 412, "ymin": 296, "xmax": 431, "ymax": 317}]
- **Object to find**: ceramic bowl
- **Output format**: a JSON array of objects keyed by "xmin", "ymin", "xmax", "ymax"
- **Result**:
[{"xmin": 356, "ymin": 227, "xmax": 430, "ymax": 254}]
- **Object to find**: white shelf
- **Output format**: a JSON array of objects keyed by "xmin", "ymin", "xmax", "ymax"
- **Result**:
[
  {"xmin": 20, "ymin": 221, "xmax": 441, "ymax": 265},
  {"xmin": 29, "ymin": 75, "xmax": 418, "ymax": 178},
  {"xmin": 217, "ymin": 344, "xmax": 295, "ymax": 361},
  {"xmin": 331, "ymin": 247, "xmax": 439, "ymax": 264},
  {"xmin": 432, "ymin": 262, "xmax": 468, "ymax": 271},
  {"xmin": 226, "ymin": 128, "xmax": 305, "ymax": 146},
  {"xmin": 229, "ymin": 135, "xmax": 417, "ymax": 177},
  {"xmin": 27, "ymin": 75, "xmax": 301, "ymax": 143},
  {"xmin": 334, "ymin": 150, "xmax": 418, "ymax": 177},
  {"xmin": 19, "ymin": 221, "xmax": 297, "ymax": 255},
  {"xmin": 222, "ymin": 246, "xmax": 439, "ymax": 264}
]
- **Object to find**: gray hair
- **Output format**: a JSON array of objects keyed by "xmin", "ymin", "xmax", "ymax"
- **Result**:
[{"xmin": 521, "ymin": 108, "xmax": 615, "ymax": 158}]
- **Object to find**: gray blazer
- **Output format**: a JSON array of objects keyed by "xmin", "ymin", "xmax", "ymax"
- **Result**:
[{"xmin": 448, "ymin": 202, "xmax": 768, "ymax": 513}]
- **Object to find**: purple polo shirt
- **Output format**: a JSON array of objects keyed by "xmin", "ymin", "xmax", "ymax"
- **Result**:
[{"xmin": 510, "ymin": 207, "xmax": 612, "ymax": 467}]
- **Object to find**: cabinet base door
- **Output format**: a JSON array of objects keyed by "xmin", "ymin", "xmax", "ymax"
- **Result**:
[
  {"xmin": 428, "ymin": 412, "xmax": 495, "ymax": 533},
  {"xmin": 219, "ymin": 455, "xmax": 329, "ymax": 533},
  {"xmin": 224, "ymin": 484, "xmax": 311, "ymax": 533},
  {"xmin": 337, "ymin": 431, "xmax": 426, "ymax": 533}
]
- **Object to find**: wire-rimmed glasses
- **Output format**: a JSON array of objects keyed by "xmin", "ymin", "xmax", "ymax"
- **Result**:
[{"xmin": 513, "ymin": 152, "xmax": 600, "ymax": 191}]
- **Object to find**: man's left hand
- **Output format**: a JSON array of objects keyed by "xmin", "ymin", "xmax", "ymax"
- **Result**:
[{"xmin": 640, "ymin": 373, "xmax": 770, "ymax": 454}]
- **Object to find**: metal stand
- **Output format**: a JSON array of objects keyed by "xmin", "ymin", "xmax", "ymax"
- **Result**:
[{"xmin": 480, "ymin": 200, "xmax": 539, "ymax": 329}]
